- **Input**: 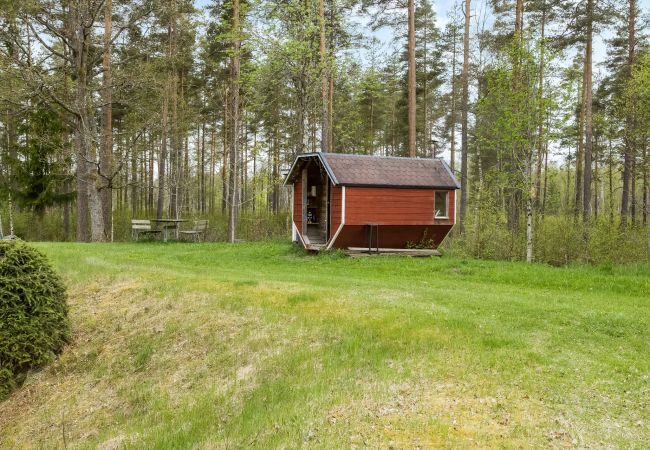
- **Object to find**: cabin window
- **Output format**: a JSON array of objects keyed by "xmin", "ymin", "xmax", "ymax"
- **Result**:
[{"xmin": 435, "ymin": 191, "xmax": 449, "ymax": 219}]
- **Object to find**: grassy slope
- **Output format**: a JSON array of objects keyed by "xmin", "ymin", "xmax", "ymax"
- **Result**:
[{"xmin": 1, "ymin": 242, "xmax": 649, "ymax": 449}]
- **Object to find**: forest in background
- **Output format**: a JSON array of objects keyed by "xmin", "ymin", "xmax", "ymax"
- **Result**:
[{"xmin": 0, "ymin": 0, "xmax": 649, "ymax": 265}]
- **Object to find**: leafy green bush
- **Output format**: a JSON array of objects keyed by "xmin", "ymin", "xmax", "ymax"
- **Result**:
[
  {"xmin": 444, "ymin": 213, "xmax": 650, "ymax": 266},
  {"xmin": 0, "ymin": 241, "xmax": 69, "ymax": 399}
]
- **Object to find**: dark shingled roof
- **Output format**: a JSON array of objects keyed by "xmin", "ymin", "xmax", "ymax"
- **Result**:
[{"xmin": 285, "ymin": 153, "xmax": 460, "ymax": 189}]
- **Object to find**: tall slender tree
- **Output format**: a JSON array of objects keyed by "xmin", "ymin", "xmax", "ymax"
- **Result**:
[
  {"xmin": 621, "ymin": 0, "xmax": 636, "ymax": 229},
  {"xmin": 228, "ymin": 0, "xmax": 241, "ymax": 243},
  {"xmin": 407, "ymin": 0, "xmax": 416, "ymax": 156},
  {"xmin": 459, "ymin": 0, "xmax": 470, "ymax": 233},
  {"xmin": 319, "ymin": 0, "xmax": 329, "ymax": 152},
  {"xmin": 101, "ymin": 0, "xmax": 114, "ymax": 241},
  {"xmin": 582, "ymin": 0, "xmax": 594, "ymax": 225}
]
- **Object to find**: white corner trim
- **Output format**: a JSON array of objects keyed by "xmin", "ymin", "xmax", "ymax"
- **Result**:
[
  {"xmin": 293, "ymin": 221, "xmax": 306, "ymax": 247},
  {"xmin": 326, "ymin": 223, "xmax": 345, "ymax": 249}
]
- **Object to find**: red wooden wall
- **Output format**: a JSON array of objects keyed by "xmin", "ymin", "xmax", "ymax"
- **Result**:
[
  {"xmin": 329, "ymin": 185, "xmax": 343, "ymax": 239},
  {"xmin": 344, "ymin": 187, "xmax": 455, "ymax": 226}
]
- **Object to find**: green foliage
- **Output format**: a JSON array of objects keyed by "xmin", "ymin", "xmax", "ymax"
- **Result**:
[
  {"xmin": 444, "ymin": 214, "xmax": 650, "ymax": 266},
  {"xmin": 406, "ymin": 228, "xmax": 436, "ymax": 249},
  {"xmin": 0, "ymin": 241, "xmax": 69, "ymax": 399},
  {"xmin": 1, "ymin": 102, "xmax": 73, "ymax": 215},
  {"xmin": 8, "ymin": 208, "xmax": 290, "ymax": 242}
]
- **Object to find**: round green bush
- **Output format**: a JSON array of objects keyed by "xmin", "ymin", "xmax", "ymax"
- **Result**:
[{"xmin": 0, "ymin": 241, "xmax": 69, "ymax": 399}]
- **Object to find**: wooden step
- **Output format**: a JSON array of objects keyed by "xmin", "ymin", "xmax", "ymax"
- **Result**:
[{"xmin": 346, "ymin": 247, "xmax": 441, "ymax": 257}]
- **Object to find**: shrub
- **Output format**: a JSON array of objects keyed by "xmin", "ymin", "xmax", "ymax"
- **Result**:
[{"xmin": 0, "ymin": 241, "xmax": 69, "ymax": 399}]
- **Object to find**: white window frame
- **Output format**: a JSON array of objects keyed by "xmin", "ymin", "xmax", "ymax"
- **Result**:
[{"xmin": 434, "ymin": 191, "xmax": 449, "ymax": 219}]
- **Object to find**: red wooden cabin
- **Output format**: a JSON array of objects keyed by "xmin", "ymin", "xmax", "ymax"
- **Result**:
[{"xmin": 284, "ymin": 153, "xmax": 460, "ymax": 251}]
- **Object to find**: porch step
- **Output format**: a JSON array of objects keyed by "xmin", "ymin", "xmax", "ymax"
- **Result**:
[
  {"xmin": 346, "ymin": 247, "xmax": 441, "ymax": 257},
  {"xmin": 305, "ymin": 243, "xmax": 326, "ymax": 251}
]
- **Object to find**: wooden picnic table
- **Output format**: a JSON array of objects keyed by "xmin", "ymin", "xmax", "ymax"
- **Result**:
[{"xmin": 149, "ymin": 218, "xmax": 188, "ymax": 242}]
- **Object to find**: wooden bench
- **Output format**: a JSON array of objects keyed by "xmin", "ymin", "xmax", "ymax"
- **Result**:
[
  {"xmin": 179, "ymin": 220, "xmax": 208, "ymax": 242},
  {"xmin": 131, "ymin": 219, "xmax": 162, "ymax": 241}
]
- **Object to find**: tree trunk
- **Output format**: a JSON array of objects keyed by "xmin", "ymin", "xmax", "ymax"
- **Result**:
[
  {"xmin": 222, "ymin": 88, "xmax": 229, "ymax": 214},
  {"xmin": 631, "ymin": 157, "xmax": 637, "ymax": 225},
  {"xmin": 228, "ymin": 0, "xmax": 241, "ymax": 243},
  {"xmin": 515, "ymin": 0, "xmax": 523, "ymax": 35},
  {"xmin": 643, "ymin": 141, "xmax": 648, "ymax": 225},
  {"xmin": 423, "ymin": 7, "xmax": 428, "ymax": 156},
  {"xmin": 534, "ymin": 2, "xmax": 546, "ymax": 208},
  {"xmin": 169, "ymin": 1, "xmax": 179, "ymax": 219},
  {"xmin": 582, "ymin": 0, "xmax": 594, "ymax": 226},
  {"xmin": 328, "ymin": 71, "xmax": 334, "ymax": 151},
  {"xmin": 609, "ymin": 137, "xmax": 614, "ymax": 224},
  {"xmin": 526, "ymin": 197, "xmax": 533, "ymax": 263},
  {"xmin": 542, "ymin": 137, "xmax": 549, "ymax": 216},
  {"xmin": 508, "ymin": 0, "xmax": 524, "ymax": 233},
  {"xmin": 75, "ymin": 135, "xmax": 90, "ymax": 241},
  {"xmin": 594, "ymin": 135, "xmax": 599, "ymax": 219},
  {"xmin": 79, "ymin": 51, "xmax": 104, "ymax": 241},
  {"xmin": 450, "ymin": 21, "xmax": 458, "ymax": 172},
  {"xmin": 201, "ymin": 122, "xmax": 206, "ymax": 213},
  {"xmin": 319, "ymin": 0, "xmax": 329, "ymax": 152},
  {"xmin": 131, "ymin": 136, "xmax": 138, "ymax": 212},
  {"xmin": 407, "ymin": 0, "xmax": 416, "ymax": 157},
  {"xmin": 157, "ymin": 87, "xmax": 169, "ymax": 221},
  {"xmin": 575, "ymin": 69, "xmax": 586, "ymax": 219},
  {"xmin": 148, "ymin": 139, "xmax": 154, "ymax": 212},
  {"xmin": 71, "ymin": 4, "xmax": 91, "ymax": 242},
  {"xmin": 459, "ymin": 0, "xmax": 470, "ymax": 233},
  {"xmin": 63, "ymin": 179, "xmax": 71, "ymax": 239},
  {"xmin": 621, "ymin": 0, "xmax": 636, "ymax": 229},
  {"xmin": 101, "ymin": 0, "xmax": 113, "ymax": 241}
]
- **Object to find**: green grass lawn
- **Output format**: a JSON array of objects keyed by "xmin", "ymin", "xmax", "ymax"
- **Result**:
[{"xmin": 1, "ymin": 242, "xmax": 649, "ymax": 448}]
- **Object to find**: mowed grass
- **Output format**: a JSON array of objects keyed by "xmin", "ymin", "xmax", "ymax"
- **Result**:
[{"xmin": 1, "ymin": 242, "xmax": 649, "ymax": 449}]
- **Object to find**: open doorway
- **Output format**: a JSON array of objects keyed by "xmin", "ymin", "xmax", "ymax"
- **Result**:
[{"xmin": 302, "ymin": 160, "xmax": 329, "ymax": 246}]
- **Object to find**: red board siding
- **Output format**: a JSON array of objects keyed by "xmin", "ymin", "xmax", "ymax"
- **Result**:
[
  {"xmin": 345, "ymin": 187, "xmax": 455, "ymax": 226},
  {"xmin": 331, "ymin": 225, "xmax": 453, "ymax": 249},
  {"xmin": 293, "ymin": 177, "xmax": 302, "ymax": 234},
  {"xmin": 329, "ymin": 185, "xmax": 343, "ymax": 240}
]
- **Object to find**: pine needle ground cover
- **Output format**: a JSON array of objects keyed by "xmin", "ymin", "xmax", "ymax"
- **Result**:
[{"xmin": 0, "ymin": 242, "xmax": 648, "ymax": 448}]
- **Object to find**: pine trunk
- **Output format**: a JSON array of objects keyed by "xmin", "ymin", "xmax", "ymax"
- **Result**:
[
  {"xmin": 407, "ymin": 0, "xmax": 416, "ymax": 157},
  {"xmin": 450, "ymin": 22, "xmax": 458, "ymax": 173},
  {"xmin": 228, "ymin": 0, "xmax": 241, "ymax": 243},
  {"xmin": 319, "ymin": 0, "xmax": 329, "ymax": 152},
  {"xmin": 101, "ymin": 0, "xmax": 113, "ymax": 241},
  {"xmin": 459, "ymin": 0, "xmax": 470, "ymax": 233},
  {"xmin": 157, "ymin": 85, "xmax": 169, "ymax": 221},
  {"xmin": 582, "ymin": 0, "xmax": 594, "ymax": 226},
  {"xmin": 534, "ymin": 2, "xmax": 546, "ymax": 207},
  {"xmin": 621, "ymin": 0, "xmax": 636, "ymax": 229}
]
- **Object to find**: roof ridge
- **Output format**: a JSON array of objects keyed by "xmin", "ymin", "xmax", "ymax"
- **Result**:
[{"xmin": 321, "ymin": 152, "xmax": 445, "ymax": 162}]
